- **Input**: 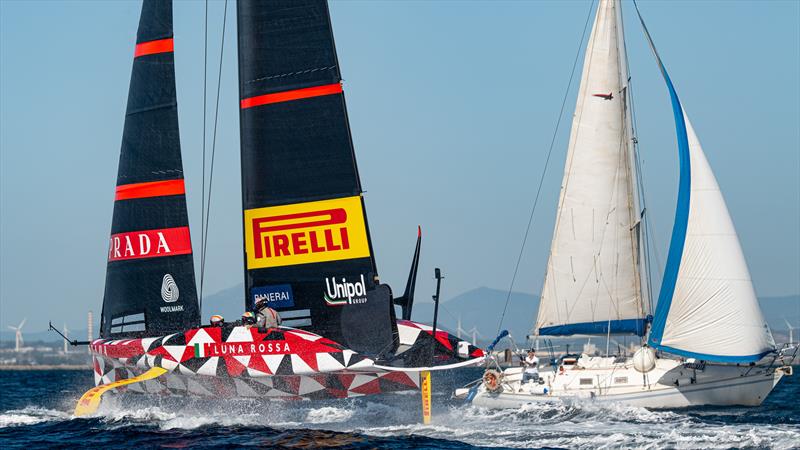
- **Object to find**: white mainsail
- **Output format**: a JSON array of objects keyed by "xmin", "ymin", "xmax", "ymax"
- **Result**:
[
  {"xmin": 636, "ymin": 5, "xmax": 776, "ymax": 362},
  {"xmin": 536, "ymin": 0, "xmax": 647, "ymax": 336}
]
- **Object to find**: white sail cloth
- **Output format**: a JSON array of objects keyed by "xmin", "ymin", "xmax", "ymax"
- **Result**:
[
  {"xmin": 536, "ymin": 0, "xmax": 646, "ymax": 335},
  {"xmin": 653, "ymin": 113, "xmax": 775, "ymax": 360},
  {"xmin": 635, "ymin": 3, "xmax": 776, "ymax": 362}
]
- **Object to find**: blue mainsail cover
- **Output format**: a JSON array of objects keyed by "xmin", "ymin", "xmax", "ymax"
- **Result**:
[{"xmin": 539, "ymin": 319, "xmax": 650, "ymax": 337}]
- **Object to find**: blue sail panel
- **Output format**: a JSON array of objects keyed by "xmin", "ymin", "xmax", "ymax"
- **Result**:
[
  {"xmin": 633, "ymin": 3, "xmax": 691, "ymax": 350},
  {"xmin": 539, "ymin": 319, "xmax": 649, "ymax": 337},
  {"xmin": 634, "ymin": 3, "xmax": 776, "ymax": 363}
]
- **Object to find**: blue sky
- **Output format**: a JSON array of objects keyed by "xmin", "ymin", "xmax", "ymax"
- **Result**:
[{"xmin": 1, "ymin": 1, "xmax": 798, "ymax": 333}]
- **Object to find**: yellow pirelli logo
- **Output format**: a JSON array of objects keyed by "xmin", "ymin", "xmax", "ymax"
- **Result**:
[{"xmin": 244, "ymin": 196, "xmax": 371, "ymax": 269}]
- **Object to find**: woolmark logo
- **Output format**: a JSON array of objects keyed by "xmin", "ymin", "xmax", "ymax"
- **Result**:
[
  {"xmin": 161, "ymin": 274, "xmax": 179, "ymax": 303},
  {"xmin": 159, "ymin": 273, "xmax": 185, "ymax": 313},
  {"xmin": 324, "ymin": 274, "xmax": 368, "ymax": 306},
  {"xmin": 244, "ymin": 196, "xmax": 370, "ymax": 269}
]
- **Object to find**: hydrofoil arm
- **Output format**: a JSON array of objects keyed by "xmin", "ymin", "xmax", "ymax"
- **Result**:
[{"xmin": 74, "ymin": 367, "xmax": 167, "ymax": 416}]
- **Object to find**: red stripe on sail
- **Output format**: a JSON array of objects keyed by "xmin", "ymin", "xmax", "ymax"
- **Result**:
[
  {"xmin": 240, "ymin": 83, "xmax": 343, "ymax": 109},
  {"xmin": 115, "ymin": 179, "xmax": 185, "ymax": 201},
  {"xmin": 134, "ymin": 38, "xmax": 174, "ymax": 58},
  {"xmin": 108, "ymin": 226, "xmax": 192, "ymax": 262}
]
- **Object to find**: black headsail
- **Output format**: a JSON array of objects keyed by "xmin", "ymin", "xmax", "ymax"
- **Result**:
[
  {"xmin": 237, "ymin": 0, "xmax": 397, "ymax": 355},
  {"xmin": 100, "ymin": 0, "xmax": 199, "ymax": 338}
]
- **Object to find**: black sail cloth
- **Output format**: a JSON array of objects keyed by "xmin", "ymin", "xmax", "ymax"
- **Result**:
[
  {"xmin": 237, "ymin": 0, "xmax": 397, "ymax": 356},
  {"xmin": 101, "ymin": 0, "xmax": 200, "ymax": 338}
]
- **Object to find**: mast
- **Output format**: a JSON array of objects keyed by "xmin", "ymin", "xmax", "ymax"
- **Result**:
[
  {"xmin": 616, "ymin": 0, "xmax": 652, "ymax": 326},
  {"xmin": 535, "ymin": 0, "xmax": 647, "ymax": 337},
  {"xmin": 100, "ymin": 0, "xmax": 200, "ymax": 338},
  {"xmin": 236, "ymin": 0, "xmax": 397, "ymax": 355}
]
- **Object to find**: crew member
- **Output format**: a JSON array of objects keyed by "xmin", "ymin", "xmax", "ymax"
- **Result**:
[
  {"xmin": 210, "ymin": 315, "xmax": 224, "ymax": 327},
  {"xmin": 522, "ymin": 349, "xmax": 540, "ymax": 384},
  {"xmin": 241, "ymin": 311, "xmax": 257, "ymax": 329},
  {"xmin": 254, "ymin": 299, "xmax": 282, "ymax": 329}
]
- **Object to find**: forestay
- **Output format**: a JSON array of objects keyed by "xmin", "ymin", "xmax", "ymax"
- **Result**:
[
  {"xmin": 636, "ymin": 4, "xmax": 776, "ymax": 362},
  {"xmin": 536, "ymin": 0, "xmax": 647, "ymax": 337}
]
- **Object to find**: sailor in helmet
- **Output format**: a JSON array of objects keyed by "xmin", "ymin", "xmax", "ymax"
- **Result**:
[
  {"xmin": 241, "ymin": 311, "xmax": 257, "ymax": 329},
  {"xmin": 209, "ymin": 314, "xmax": 224, "ymax": 327},
  {"xmin": 254, "ymin": 298, "xmax": 282, "ymax": 329}
]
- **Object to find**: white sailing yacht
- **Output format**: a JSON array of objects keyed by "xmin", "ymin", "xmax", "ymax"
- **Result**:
[{"xmin": 458, "ymin": 0, "xmax": 796, "ymax": 408}]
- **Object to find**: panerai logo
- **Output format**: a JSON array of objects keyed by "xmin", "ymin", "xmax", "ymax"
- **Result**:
[
  {"xmin": 324, "ymin": 275, "xmax": 368, "ymax": 306},
  {"xmin": 252, "ymin": 284, "xmax": 295, "ymax": 309}
]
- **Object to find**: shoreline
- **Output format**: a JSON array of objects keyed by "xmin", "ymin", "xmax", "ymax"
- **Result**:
[{"xmin": 0, "ymin": 365, "xmax": 90, "ymax": 371}]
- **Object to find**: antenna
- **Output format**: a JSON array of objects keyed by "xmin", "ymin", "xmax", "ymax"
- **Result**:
[
  {"xmin": 430, "ymin": 268, "xmax": 444, "ymax": 365},
  {"xmin": 48, "ymin": 322, "xmax": 91, "ymax": 348}
]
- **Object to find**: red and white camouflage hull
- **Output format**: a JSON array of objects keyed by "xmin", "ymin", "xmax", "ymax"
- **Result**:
[{"xmin": 91, "ymin": 320, "xmax": 483, "ymax": 400}]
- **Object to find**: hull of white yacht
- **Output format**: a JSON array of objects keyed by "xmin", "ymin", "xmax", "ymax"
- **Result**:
[{"xmin": 460, "ymin": 356, "xmax": 791, "ymax": 409}]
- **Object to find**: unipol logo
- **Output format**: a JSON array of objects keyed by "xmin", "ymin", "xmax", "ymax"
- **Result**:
[
  {"xmin": 324, "ymin": 274, "xmax": 368, "ymax": 306},
  {"xmin": 108, "ymin": 226, "xmax": 192, "ymax": 262},
  {"xmin": 161, "ymin": 274, "xmax": 179, "ymax": 303},
  {"xmin": 244, "ymin": 196, "xmax": 371, "ymax": 269}
]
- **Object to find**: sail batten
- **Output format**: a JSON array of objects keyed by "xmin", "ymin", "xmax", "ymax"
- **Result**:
[
  {"xmin": 535, "ymin": 0, "xmax": 646, "ymax": 337},
  {"xmin": 635, "ymin": 4, "xmax": 775, "ymax": 362}
]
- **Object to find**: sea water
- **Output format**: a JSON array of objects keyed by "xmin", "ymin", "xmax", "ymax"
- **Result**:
[{"xmin": 0, "ymin": 368, "xmax": 798, "ymax": 449}]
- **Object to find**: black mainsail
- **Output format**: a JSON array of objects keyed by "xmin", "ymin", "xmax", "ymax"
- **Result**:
[
  {"xmin": 100, "ymin": 0, "xmax": 200, "ymax": 338},
  {"xmin": 237, "ymin": 0, "xmax": 397, "ymax": 355}
]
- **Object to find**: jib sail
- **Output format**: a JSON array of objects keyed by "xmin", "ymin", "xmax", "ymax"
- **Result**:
[
  {"xmin": 237, "ymin": 0, "xmax": 397, "ymax": 355},
  {"xmin": 100, "ymin": 0, "xmax": 200, "ymax": 338}
]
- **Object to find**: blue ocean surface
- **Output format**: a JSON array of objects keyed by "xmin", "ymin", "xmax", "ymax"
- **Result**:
[{"xmin": 0, "ymin": 368, "xmax": 798, "ymax": 449}]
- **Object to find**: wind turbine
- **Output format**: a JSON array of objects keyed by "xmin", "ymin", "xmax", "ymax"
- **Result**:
[
  {"xmin": 456, "ymin": 315, "xmax": 469, "ymax": 340},
  {"xmin": 784, "ymin": 319, "xmax": 795, "ymax": 346},
  {"xmin": 8, "ymin": 318, "xmax": 26, "ymax": 352},
  {"xmin": 467, "ymin": 326, "xmax": 483, "ymax": 347}
]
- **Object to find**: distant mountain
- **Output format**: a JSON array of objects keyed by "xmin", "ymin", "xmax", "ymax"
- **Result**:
[
  {"xmin": 197, "ymin": 284, "xmax": 538, "ymax": 344},
  {"xmin": 188, "ymin": 284, "xmax": 800, "ymax": 342},
  {"xmin": 410, "ymin": 287, "xmax": 538, "ymax": 343},
  {"xmin": 414, "ymin": 289, "xmax": 800, "ymax": 346},
  {"xmin": 6, "ymin": 287, "xmax": 794, "ymax": 346},
  {"xmin": 201, "ymin": 284, "xmax": 249, "ymax": 324},
  {"xmin": 760, "ymin": 295, "xmax": 800, "ymax": 332}
]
